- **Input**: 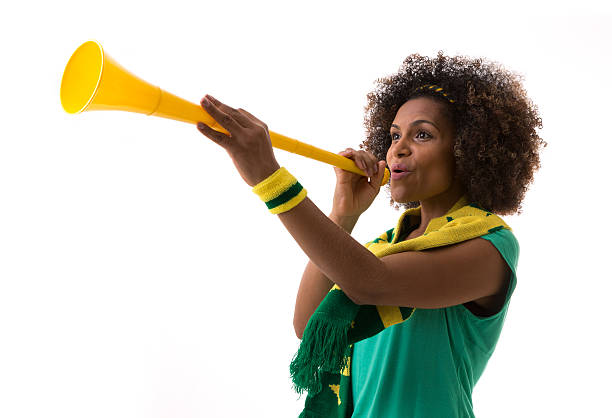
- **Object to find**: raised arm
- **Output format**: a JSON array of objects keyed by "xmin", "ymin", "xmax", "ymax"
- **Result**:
[
  {"xmin": 293, "ymin": 213, "xmax": 359, "ymax": 339},
  {"xmin": 196, "ymin": 96, "xmax": 511, "ymax": 329}
]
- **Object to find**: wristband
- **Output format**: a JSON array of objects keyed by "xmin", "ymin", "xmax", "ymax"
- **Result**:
[{"xmin": 251, "ymin": 167, "xmax": 307, "ymax": 214}]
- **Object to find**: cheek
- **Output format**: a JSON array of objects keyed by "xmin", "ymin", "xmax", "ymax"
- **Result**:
[
  {"xmin": 420, "ymin": 150, "xmax": 455, "ymax": 185},
  {"xmin": 439, "ymin": 156, "xmax": 457, "ymax": 187}
]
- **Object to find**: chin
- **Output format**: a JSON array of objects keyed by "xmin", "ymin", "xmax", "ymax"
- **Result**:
[
  {"xmin": 389, "ymin": 183, "xmax": 413, "ymax": 200},
  {"xmin": 391, "ymin": 191, "xmax": 419, "ymax": 204}
]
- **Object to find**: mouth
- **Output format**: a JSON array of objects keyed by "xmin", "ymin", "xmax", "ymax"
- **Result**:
[
  {"xmin": 391, "ymin": 170, "xmax": 412, "ymax": 180},
  {"xmin": 390, "ymin": 163, "xmax": 412, "ymax": 173}
]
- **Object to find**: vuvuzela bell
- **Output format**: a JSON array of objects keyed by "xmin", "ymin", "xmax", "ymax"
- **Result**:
[{"xmin": 60, "ymin": 40, "xmax": 390, "ymax": 185}]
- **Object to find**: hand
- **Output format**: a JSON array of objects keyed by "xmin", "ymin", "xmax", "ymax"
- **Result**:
[
  {"xmin": 197, "ymin": 95, "xmax": 281, "ymax": 187},
  {"xmin": 331, "ymin": 148, "xmax": 387, "ymax": 219}
]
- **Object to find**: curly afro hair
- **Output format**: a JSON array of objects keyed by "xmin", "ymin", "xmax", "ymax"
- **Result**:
[{"xmin": 361, "ymin": 51, "xmax": 546, "ymax": 215}]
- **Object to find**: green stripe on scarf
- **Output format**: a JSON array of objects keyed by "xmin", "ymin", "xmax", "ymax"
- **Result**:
[{"xmin": 290, "ymin": 195, "xmax": 511, "ymax": 417}]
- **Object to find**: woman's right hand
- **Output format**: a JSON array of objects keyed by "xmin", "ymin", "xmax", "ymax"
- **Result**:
[{"xmin": 331, "ymin": 148, "xmax": 387, "ymax": 219}]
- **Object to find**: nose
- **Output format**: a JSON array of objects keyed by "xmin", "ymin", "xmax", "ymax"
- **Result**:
[{"xmin": 389, "ymin": 138, "xmax": 412, "ymax": 159}]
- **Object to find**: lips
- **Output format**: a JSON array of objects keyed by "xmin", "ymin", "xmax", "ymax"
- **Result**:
[
  {"xmin": 391, "ymin": 171, "xmax": 412, "ymax": 180},
  {"xmin": 390, "ymin": 163, "xmax": 413, "ymax": 180},
  {"xmin": 390, "ymin": 163, "xmax": 412, "ymax": 173}
]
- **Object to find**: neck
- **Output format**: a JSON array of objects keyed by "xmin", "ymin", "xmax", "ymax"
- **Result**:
[{"xmin": 412, "ymin": 180, "xmax": 466, "ymax": 234}]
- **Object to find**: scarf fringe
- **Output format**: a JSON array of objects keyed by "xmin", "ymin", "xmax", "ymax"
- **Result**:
[{"xmin": 290, "ymin": 313, "xmax": 351, "ymax": 395}]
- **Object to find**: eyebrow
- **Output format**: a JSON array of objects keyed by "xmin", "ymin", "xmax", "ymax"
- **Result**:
[{"xmin": 391, "ymin": 120, "xmax": 439, "ymax": 131}]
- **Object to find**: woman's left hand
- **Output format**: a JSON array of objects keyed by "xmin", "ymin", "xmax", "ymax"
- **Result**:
[{"xmin": 197, "ymin": 94, "xmax": 281, "ymax": 187}]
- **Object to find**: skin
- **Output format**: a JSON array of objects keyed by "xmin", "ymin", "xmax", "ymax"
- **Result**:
[
  {"xmin": 385, "ymin": 96, "xmax": 466, "ymax": 237},
  {"xmin": 197, "ymin": 94, "xmax": 509, "ymax": 322}
]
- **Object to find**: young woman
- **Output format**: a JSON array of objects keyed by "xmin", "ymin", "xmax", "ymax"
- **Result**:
[{"xmin": 196, "ymin": 51, "xmax": 545, "ymax": 417}]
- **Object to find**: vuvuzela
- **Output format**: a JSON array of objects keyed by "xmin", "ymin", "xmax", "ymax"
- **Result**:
[{"xmin": 60, "ymin": 40, "xmax": 390, "ymax": 185}]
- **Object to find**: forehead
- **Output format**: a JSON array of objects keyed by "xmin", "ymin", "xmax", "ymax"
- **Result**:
[{"xmin": 392, "ymin": 96, "xmax": 451, "ymax": 126}]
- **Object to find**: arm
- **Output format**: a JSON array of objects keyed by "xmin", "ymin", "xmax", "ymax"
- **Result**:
[
  {"xmin": 194, "ymin": 98, "xmax": 505, "ymax": 315},
  {"xmin": 279, "ymin": 197, "xmax": 510, "ymax": 309},
  {"xmin": 278, "ymin": 196, "xmax": 382, "ymax": 306},
  {"xmin": 365, "ymin": 237, "xmax": 511, "ymax": 308},
  {"xmin": 293, "ymin": 213, "xmax": 359, "ymax": 339}
]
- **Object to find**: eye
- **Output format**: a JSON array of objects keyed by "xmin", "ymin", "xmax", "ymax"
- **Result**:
[
  {"xmin": 389, "ymin": 130, "xmax": 432, "ymax": 142},
  {"xmin": 415, "ymin": 130, "xmax": 432, "ymax": 140}
]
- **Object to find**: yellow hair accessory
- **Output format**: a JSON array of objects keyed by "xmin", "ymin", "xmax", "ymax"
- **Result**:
[{"xmin": 414, "ymin": 84, "xmax": 457, "ymax": 103}]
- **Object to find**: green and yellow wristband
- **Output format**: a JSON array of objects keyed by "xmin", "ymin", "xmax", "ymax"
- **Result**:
[{"xmin": 251, "ymin": 167, "xmax": 307, "ymax": 214}]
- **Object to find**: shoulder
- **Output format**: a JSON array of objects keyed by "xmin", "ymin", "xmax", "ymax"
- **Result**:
[
  {"xmin": 358, "ymin": 233, "xmax": 515, "ymax": 308},
  {"xmin": 478, "ymin": 228, "xmax": 520, "ymax": 274},
  {"xmin": 463, "ymin": 229, "xmax": 519, "ymax": 316}
]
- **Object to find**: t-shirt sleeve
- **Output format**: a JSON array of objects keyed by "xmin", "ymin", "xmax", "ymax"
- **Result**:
[
  {"xmin": 446, "ymin": 228, "xmax": 520, "ymax": 357},
  {"xmin": 479, "ymin": 227, "xmax": 520, "ymax": 308},
  {"xmin": 452, "ymin": 227, "xmax": 520, "ymax": 330}
]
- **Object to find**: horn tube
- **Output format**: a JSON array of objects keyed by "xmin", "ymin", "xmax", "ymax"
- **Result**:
[{"xmin": 60, "ymin": 40, "xmax": 390, "ymax": 185}]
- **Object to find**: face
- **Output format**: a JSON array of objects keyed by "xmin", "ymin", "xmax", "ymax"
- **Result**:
[{"xmin": 385, "ymin": 96, "xmax": 459, "ymax": 203}]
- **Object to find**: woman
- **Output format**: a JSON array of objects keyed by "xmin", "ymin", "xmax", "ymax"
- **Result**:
[{"xmin": 196, "ymin": 51, "xmax": 545, "ymax": 417}]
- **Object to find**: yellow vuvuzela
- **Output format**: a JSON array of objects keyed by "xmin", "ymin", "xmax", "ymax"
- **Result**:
[{"xmin": 60, "ymin": 40, "xmax": 390, "ymax": 186}]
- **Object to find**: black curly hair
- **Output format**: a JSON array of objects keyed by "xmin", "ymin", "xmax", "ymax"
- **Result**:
[{"xmin": 361, "ymin": 51, "xmax": 546, "ymax": 215}]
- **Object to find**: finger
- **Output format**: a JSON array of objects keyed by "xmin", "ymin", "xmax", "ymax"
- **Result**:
[
  {"xmin": 376, "ymin": 161, "xmax": 386, "ymax": 178},
  {"xmin": 352, "ymin": 156, "xmax": 364, "ymax": 172},
  {"xmin": 339, "ymin": 148, "xmax": 369, "ymax": 175},
  {"xmin": 358, "ymin": 156, "xmax": 372, "ymax": 177},
  {"xmin": 201, "ymin": 96, "xmax": 245, "ymax": 132},
  {"xmin": 205, "ymin": 95, "xmax": 255, "ymax": 128},
  {"xmin": 353, "ymin": 150, "xmax": 369, "ymax": 170},
  {"xmin": 367, "ymin": 154, "xmax": 379, "ymax": 175},
  {"xmin": 341, "ymin": 149, "xmax": 359, "ymax": 161},
  {"xmin": 357, "ymin": 150, "xmax": 375, "ymax": 171},
  {"xmin": 197, "ymin": 121, "xmax": 231, "ymax": 148},
  {"xmin": 337, "ymin": 149, "xmax": 361, "ymax": 175},
  {"xmin": 367, "ymin": 161, "xmax": 386, "ymax": 187},
  {"xmin": 237, "ymin": 108, "xmax": 268, "ymax": 130},
  {"xmin": 338, "ymin": 149, "xmax": 357, "ymax": 165}
]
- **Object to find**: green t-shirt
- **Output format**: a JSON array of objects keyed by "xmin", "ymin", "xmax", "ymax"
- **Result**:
[{"xmin": 351, "ymin": 228, "xmax": 519, "ymax": 418}]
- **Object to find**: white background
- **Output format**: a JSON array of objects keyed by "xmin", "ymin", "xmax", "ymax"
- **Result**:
[{"xmin": 1, "ymin": 1, "xmax": 611, "ymax": 417}]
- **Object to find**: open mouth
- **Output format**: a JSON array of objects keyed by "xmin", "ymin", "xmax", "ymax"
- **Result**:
[
  {"xmin": 390, "ymin": 163, "xmax": 413, "ymax": 178},
  {"xmin": 391, "ymin": 171, "xmax": 412, "ymax": 179}
]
